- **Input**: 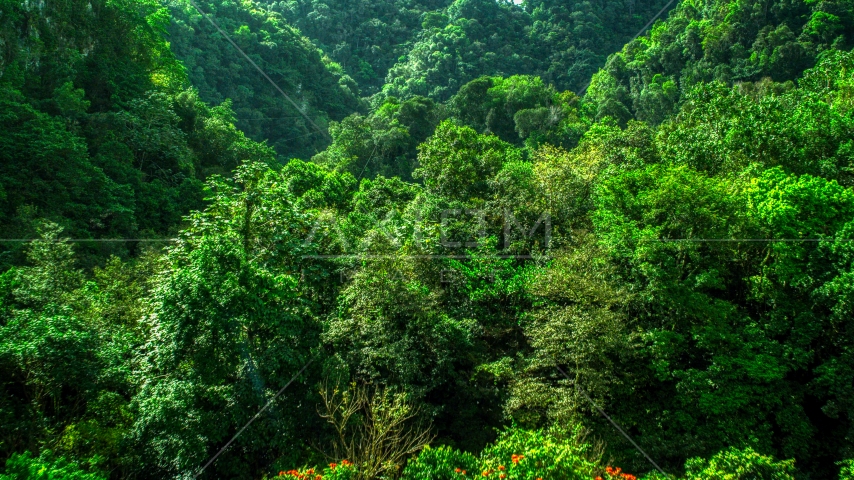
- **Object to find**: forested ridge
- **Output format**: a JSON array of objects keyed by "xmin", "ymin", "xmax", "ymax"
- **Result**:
[
  {"xmin": 165, "ymin": 0, "xmax": 363, "ymax": 161},
  {"xmin": 4, "ymin": 0, "xmax": 854, "ymax": 478}
]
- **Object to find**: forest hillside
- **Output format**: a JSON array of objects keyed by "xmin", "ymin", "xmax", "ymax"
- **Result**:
[{"xmin": 3, "ymin": 0, "xmax": 854, "ymax": 479}]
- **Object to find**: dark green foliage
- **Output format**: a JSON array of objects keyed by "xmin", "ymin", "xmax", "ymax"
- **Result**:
[
  {"xmin": 6, "ymin": 0, "xmax": 854, "ymax": 478},
  {"xmin": 414, "ymin": 120, "xmax": 520, "ymax": 201},
  {"xmin": 281, "ymin": 159, "xmax": 358, "ymax": 210},
  {"xmin": 272, "ymin": 0, "xmax": 453, "ymax": 93},
  {"xmin": 323, "ymin": 255, "xmax": 477, "ymax": 399},
  {"xmin": 265, "ymin": 0, "xmax": 677, "ymax": 102},
  {"xmin": 313, "ymin": 95, "xmax": 445, "ymax": 180},
  {"xmin": 0, "ymin": 225, "xmax": 157, "ymax": 477},
  {"xmin": 0, "ymin": 86, "xmax": 134, "ymax": 243},
  {"xmin": 0, "ymin": 0, "xmax": 281, "ymax": 266},
  {"xmin": 382, "ymin": 0, "xmax": 542, "ymax": 101},
  {"xmin": 131, "ymin": 164, "xmax": 322, "ymax": 478},
  {"xmin": 450, "ymin": 75, "xmax": 588, "ymax": 147},
  {"xmin": 382, "ymin": 0, "xmax": 677, "ymax": 101},
  {"xmin": 501, "ymin": 54, "xmax": 854, "ymax": 477},
  {"xmin": 166, "ymin": 0, "xmax": 364, "ymax": 161},
  {"xmin": 587, "ymin": 0, "xmax": 854, "ymax": 124}
]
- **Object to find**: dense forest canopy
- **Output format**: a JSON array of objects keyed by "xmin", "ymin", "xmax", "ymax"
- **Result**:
[
  {"xmin": 271, "ymin": 0, "xmax": 454, "ymax": 93},
  {"xmin": 380, "ymin": 0, "xmax": 679, "ymax": 101},
  {"xmin": 166, "ymin": 0, "xmax": 364, "ymax": 161},
  {"xmin": 4, "ymin": 0, "xmax": 854, "ymax": 479},
  {"xmin": 587, "ymin": 0, "xmax": 854, "ymax": 124},
  {"xmin": 0, "ymin": 0, "xmax": 277, "ymax": 266}
]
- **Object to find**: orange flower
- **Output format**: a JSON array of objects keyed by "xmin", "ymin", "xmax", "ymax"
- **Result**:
[
  {"xmin": 498, "ymin": 465, "xmax": 505, "ymax": 471},
  {"xmin": 329, "ymin": 463, "xmax": 337, "ymax": 470}
]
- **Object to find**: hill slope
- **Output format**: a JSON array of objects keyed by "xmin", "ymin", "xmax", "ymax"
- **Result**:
[{"xmin": 166, "ymin": 0, "xmax": 364, "ymax": 160}]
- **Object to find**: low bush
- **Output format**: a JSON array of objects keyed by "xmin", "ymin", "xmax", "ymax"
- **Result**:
[
  {"xmin": 401, "ymin": 426, "xmax": 600, "ymax": 480},
  {"xmin": 0, "ymin": 451, "xmax": 105, "ymax": 480}
]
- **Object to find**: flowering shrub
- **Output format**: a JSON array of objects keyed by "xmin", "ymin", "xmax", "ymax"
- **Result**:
[
  {"xmin": 401, "ymin": 426, "xmax": 599, "ymax": 480},
  {"xmin": 595, "ymin": 466, "xmax": 637, "ymax": 480},
  {"xmin": 272, "ymin": 438, "xmax": 807, "ymax": 480},
  {"xmin": 398, "ymin": 445, "xmax": 478, "ymax": 479},
  {"xmin": 274, "ymin": 460, "xmax": 357, "ymax": 480}
]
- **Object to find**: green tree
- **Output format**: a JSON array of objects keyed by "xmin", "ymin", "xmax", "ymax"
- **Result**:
[
  {"xmin": 414, "ymin": 120, "xmax": 520, "ymax": 202},
  {"xmin": 131, "ymin": 163, "xmax": 321, "ymax": 478}
]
